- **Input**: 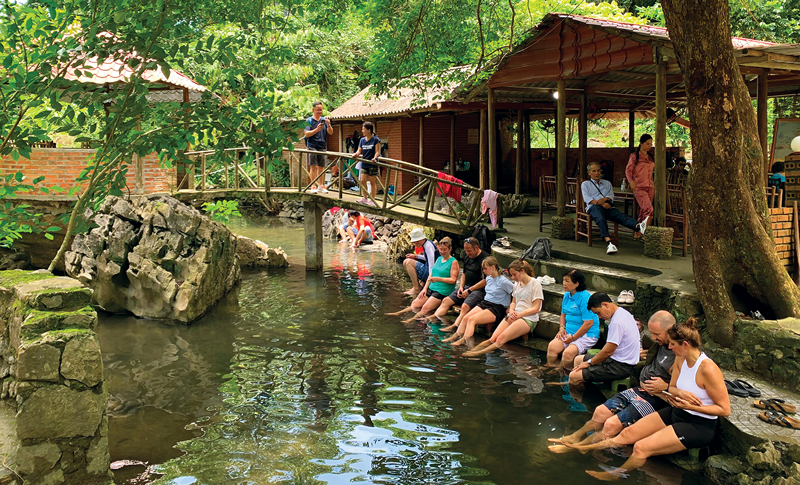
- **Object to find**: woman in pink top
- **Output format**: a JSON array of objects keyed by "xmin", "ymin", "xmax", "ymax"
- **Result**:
[{"xmin": 626, "ymin": 134, "xmax": 654, "ymax": 227}]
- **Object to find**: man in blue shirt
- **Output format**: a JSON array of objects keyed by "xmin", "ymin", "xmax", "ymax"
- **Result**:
[
  {"xmin": 304, "ymin": 102, "xmax": 334, "ymax": 194},
  {"xmin": 582, "ymin": 162, "xmax": 647, "ymax": 254}
]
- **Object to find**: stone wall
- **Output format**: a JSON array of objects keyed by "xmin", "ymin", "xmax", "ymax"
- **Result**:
[{"xmin": 0, "ymin": 270, "xmax": 111, "ymax": 485}]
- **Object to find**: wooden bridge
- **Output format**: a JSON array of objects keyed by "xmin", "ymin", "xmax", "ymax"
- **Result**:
[{"xmin": 180, "ymin": 147, "xmax": 488, "ymax": 269}]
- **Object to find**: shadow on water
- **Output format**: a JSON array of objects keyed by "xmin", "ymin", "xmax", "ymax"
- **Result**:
[{"xmin": 98, "ymin": 217, "xmax": 712, "ymax": 485}]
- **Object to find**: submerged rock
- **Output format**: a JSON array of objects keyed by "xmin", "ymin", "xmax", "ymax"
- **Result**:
[
  {"xmin": 236, "ymin": 236, "xmax": 288, "ymax": 269},
  {"xmin": 65, "ymin": 195, "xmax": 241, "ymax": 322}
]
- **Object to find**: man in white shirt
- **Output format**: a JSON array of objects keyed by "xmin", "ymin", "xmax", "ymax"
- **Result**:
[
  {"xmin": 568, "ymin": 292, "xmax": 641, "ymax": 387},
  {"xmin": 582, "ymin": 162, "xmax": 647, "ymax": 254}
]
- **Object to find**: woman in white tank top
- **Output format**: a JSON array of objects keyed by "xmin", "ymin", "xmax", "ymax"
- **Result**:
[{"xmin": 563, "ymin": 317, "xmax": 730, "ymax": 480}]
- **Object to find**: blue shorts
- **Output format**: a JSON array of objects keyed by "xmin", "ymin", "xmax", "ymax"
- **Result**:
[
  {"xmin": 343, "ymin": 225, "xmax": 373, "ymax": 243},
  {"xmin": 415, "ymin": 261, "xmax": 429, "ymax": 283},
  {"xmin": 603, "ymin": 387, "xmax": 668, "ymax": 427}
]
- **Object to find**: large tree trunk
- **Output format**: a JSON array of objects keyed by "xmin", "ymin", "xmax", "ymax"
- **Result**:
[{"xmin": 661, "ymin": 0, "xmax": 800, "ymax": 346}]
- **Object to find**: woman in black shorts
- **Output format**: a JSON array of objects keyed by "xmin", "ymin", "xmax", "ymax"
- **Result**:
[{"xmin": 566, "ymin": 317, "xmax": 730, "ymax": 480}]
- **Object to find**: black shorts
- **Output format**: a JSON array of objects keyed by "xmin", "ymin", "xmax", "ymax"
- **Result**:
[
  {"xmin": 360, "ymin": 165, "xmax": 379, "ymax": 176},
  {"xmin": 657, "ymin": 407, "xmax": 718, "ymax": 449},
  {"xmin": 425, "ymin": 289, "xmax": 447, "ymax": 300},
  {"xmin": 447, "ymin": 288, "xmax": 485, "ymax": 308},
  {"xmin": 477, "ymin": 300, "xmax": 507, "ymax": 324},
  {"xmin": 582, "ymin": 359, "xmax": 635, "ymax": 383}
]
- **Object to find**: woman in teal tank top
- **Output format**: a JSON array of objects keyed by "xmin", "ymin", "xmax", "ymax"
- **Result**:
[{"xmin": 395, "ymin": 237, "xmax": 459, "ymax": 323}]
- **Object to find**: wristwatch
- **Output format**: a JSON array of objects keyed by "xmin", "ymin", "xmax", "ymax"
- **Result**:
[{"xmin": 586, "ymin": 358, "xmax": 593, "ymax": 365}]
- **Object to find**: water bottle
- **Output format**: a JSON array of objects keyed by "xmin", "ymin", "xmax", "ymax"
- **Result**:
[
  {"xmin": 366, "ymin": 181, "xmax": 372, "ymax": 194},
  {"xmin": 621, "ymin": 179, "xmax": 627, "ymax": 191}
]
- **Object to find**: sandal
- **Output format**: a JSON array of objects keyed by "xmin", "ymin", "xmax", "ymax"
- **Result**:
[
  {"xmin": 734, "ymin": 379, "xmax": 761, "ymax": 397},
  {"xmin": 725, "ymin": 379, "xmax": 749, "ymax": 398},
  {"xmin": 753, "ymin": 398, "xmax": 797, "ymax": 414},
  {"xmin": 758, "ymin": 410, "xmax": 800, "ymax": 429}
]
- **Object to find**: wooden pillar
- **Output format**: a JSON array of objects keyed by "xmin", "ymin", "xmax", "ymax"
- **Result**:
[
  {"xmin": 450, "ymin": 114, "xmax": 456, "ymax": 176},
  {"xmin": 629, "ymin": 110, "xmax": 636, "ymax": 152},
  {"xmin": 134, "ymin": 154, "xmax": 144, "ymax": 194},
  {"xmin": 418, "ymin": 116, "xmax": 425, "ymax": 200},
  {"xmin": 556, "ymin": 80, "xmax": 567, "ymax": 217},
  {"xmin": 654, "ymin": 53, "xmax": 667, "ymax": 226},
  {"xmin": 480, "ymin": 109, "xmax": 487, "ymax": 189},
  {"xmin": 304, "ymin": 202, "xmax": 323, "ymax": 271},
  {"xmin": 579, "ymin": 93, "xmax": 588, "ymax": 181},
  {"xmin": 515, "ymin": 109, "xmax": 523, "ymax": 194},
  {"xmin": 523, "ymin": 112, "xmax": 530, "ymax": 192},
  {"xmin": 758, "ymin": 71, "xmax": 770, "ymax": 184},
  {"xmin": 488, "ymin": 89, "xmax": 497, "ymax": 191}
]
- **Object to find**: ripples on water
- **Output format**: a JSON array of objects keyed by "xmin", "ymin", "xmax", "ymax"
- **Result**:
[{"xmin": 97, "ymin": 217, "xmax": 710, "ymax": 485}]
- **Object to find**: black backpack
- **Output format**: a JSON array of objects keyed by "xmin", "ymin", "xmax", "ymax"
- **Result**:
[
  {"xmin": 471, "ymin": 224, "xmax": 495, "ymax": 252},
  {"xmin": 522, "ymin": 237, "xmax": 552, "ymax": 261}
]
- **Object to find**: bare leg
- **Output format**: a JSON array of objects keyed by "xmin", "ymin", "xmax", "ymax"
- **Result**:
[
  {"xmin": 463, "ymin": 319, "xmax": 529, "ymax": 357},
  {"xmin": 403, "ymin": 259, "xmax": 421, "ymax": 295},
  {"xmin": 442, "ymin": 307, "xmax": 481, "ymax": 342},
  {"xmin": 451, "ymin": 309, "xmax": 496, "ymax": 346},
  {"xmin": 544, "ymin": 337, "xmax": 564, "ymax": 368},
  {"xmin": 385, "ymin": 306, "xmax": 414, "ymax": 316},
  {"xmin": 586, "ymin": 426, "xmax": 685, "ymax": 481},
  {"xmin": 434, "ymin": 297, "xmax": 456, "ymax": 318},
  {"xmin": 441, "ymin": 304, "xmax": 470, "ymax": 332},
  {"xmin": 566, "ymin": 409, "xmax": 667, "ymax": 453}
]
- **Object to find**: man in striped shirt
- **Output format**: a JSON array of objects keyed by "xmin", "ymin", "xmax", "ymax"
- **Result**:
[{"xmin": 550, "ymin": 311, "xmax": 676, "ymax": 450}]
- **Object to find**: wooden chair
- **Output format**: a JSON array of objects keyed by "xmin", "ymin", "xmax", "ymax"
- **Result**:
[
  {"xmin": 539, "ymin": 175, "xmax": 557, "ymax": 231},
  {"xmin": 575, "ymin": 181, "xmax": 618, "ymax": 246},
  {"xmin": 766, "ymin": 186, "xmax": 785, "ymax": 209},
  {"xmin": 666, "ymin": 183, "xmax": 690, "ymax": 257},
  {"xmin": 667, "ymin": 170, "xmax": 687, "ymax": 186},
  {"xmin": 566, "ymin": 177, "xmax": 578, "ymax": 213}
]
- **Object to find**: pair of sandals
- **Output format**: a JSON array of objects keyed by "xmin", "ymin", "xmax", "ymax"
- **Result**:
[
  {"xmin": 754, "ymin": 399, "xmax": 800, "ymax": 429},
  {"xmin": 725, "ymin": 379, "xmax": 760, "ymax": 398}
]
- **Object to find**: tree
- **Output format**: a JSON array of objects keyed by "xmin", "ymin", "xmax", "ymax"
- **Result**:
[{"xmin": 660, "ymin": 0, "xmax": 800, "ymax": 345}]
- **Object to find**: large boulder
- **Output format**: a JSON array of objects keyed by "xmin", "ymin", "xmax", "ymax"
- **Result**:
[
  {"xmin": 236, "ymin": 236, "xmax": 288, "ymax": 269},
  {"xmin": 64, "ymin": 196, "xmax": 240, "ymax": 322}
]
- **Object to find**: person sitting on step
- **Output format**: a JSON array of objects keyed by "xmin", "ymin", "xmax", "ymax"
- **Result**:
[
  {"xmin": 563, "ymin": 317, "xmax": 729, "ymax": 481},
  {"xmin": 543, "ymin": 269, "xmax": 600, "ymax": 371},
  {"xmin": 568, "ymin": 292, "xmax": 641, "ymax": 388},
  {"xmin": 443, "ymin": 256, "xmax": 514, "ymax": 347},
  {"xmin": 462, "ymin": 259, "xmax": 543, "ymax": 357},
  {"xmin": 434, "ymin": 237, "xmax": 488, "ymax": 326},
  {"xmin": 338, "ymin": 211, "xmax": 374, "ymax": 248},
  {"xmin": 391, "ymin": 237, "xmax": 459, "ymax": 322},
  {"xmin": 549, "ymin": 310, "xmax": 676, "ymax": 452},
  {"xmin": 582, "ymin": 162, "xmax": 647, "ymax": 255},
  {"xmin": 402, "ymin": 228, "xmax": 439, "ymax": 296}
]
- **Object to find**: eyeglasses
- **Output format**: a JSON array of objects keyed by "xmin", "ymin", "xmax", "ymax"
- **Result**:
[{"xmin": 465, "ymin": 237, "xmax": 478, "ymax": 244}]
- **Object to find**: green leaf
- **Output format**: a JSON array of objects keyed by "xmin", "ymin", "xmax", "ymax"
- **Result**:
[{"xmin": 45, "ymin": 226, "xmax": 61, "ymax": 232}]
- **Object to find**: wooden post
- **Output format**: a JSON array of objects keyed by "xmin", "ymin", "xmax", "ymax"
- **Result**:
[
  {"xmin": 449, "ymin": 114, "xmax": 456, "ymax": 176},
  {"xmin": 556, "ymin": 80, "xmax": 567, "ymax": 217},
  {"xmin": 304, "ymin": 202, "xmax": 323, "ymax": 271},
  {"xmin": 629, "ymin": 111, "xmax": 636, "ymax": 152},
  {"xmin": 480, "ymin": 109, "xmax": 487, "ymax": 190},
  {"xmin": 758, "ymin": 71, "xmax": 770, "ymax": 185},
  {"xmin": 654, "ymin": 52, "xmax": 667, "ymax": 226},
  {"xmin": 418, "ymin": 116, "xmax": 425, "ymax": 201},
  {"xmin": 523, "ymin": 111, "xmax": 530, "ymax": 192},
  {"xmin": 488, "ymin": 88, "xmax": 497, "ymax": 191},
  {"xmin": 201, "ymin": 154, "xmax": 206, "ymax": 190},
  {"xmin": 579, "ymin": 93, "xmax": 588, "ymax": 181},
  {"xmin": 515, "ymin": 109, "xmax": 523, "ymax": 194},
  {"xmin": 134, "ymin": 154, "xmax": 144, "ymax": 194},
  {"xmin": 234, "ymin": 151, "xmax": 240, "ymax": 190}
]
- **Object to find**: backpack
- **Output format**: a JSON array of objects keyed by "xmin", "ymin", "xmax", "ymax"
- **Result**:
[
  {"xmin": 521, "ymin": 237, "xmax": 552, "ymax": 262},
  {"xmin": 471, "ymin": 224, "xmax": 495, "ymax": 252}
]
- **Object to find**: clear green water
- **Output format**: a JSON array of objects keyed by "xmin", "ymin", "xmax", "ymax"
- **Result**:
[{"xmin": 98, "ymin": 217, "xmax": 711, "ymax": 485}]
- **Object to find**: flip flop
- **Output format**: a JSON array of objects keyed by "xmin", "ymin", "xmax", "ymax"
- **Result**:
[
  {"xmin": 758, "ymin": 410, "xmax": 800, "ymax": 429},
  {"xmin": 725, "ymin": 379, "xmax": 749, "ymax": 398},
  {"xmin": 734, "ymin": 379, "xmax": 761, "ymax": 397},
  {"xmin": 753, "ymin": 398, "xmax": 797, "ymax": 414}
]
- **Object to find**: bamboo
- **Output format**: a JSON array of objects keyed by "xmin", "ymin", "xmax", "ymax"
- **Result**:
[
  {"xmin": 392, "ymin": 168, "xmax": 400, "ymax": 204},
  {"xmin": 225, "ymin": 153, "xmax": 229, "ymax": 189},
  {"xmin": 433, "ymin": 176, "xmax": 465, "ymax": 227},
  {"xmin": 465, "ymin": 189, "xmax": 482, "ymax": 227},
  {"xmin": 201, "ymin": 154, "xmax": 207, "ymax": 190},
  {"xmin": 382, "ymin": 166, "xmax": 391, "ymax": 209},
  {"xmin": 389, "ymin": 179, "xmax": 428, "ymax": 209},
  {"xmin": 234, "ymin": 152, "xmax": 240, "ymax": 190},
  {"xmin": 423, "ymin": 179, "xmax": 432, "ymax": 223}
]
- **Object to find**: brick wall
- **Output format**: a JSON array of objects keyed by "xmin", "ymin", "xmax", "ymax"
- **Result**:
[
  {"xmin": 0, "ymin": 148, "xmax": 175, "ymax": 193},
  {"xmin": 770, "ymin": 206, "xmax": 796, "ymax": 276}
]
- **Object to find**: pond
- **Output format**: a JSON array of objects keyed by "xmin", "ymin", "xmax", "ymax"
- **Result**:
[{"xmin": 98, "ymin": 216, "xmax": 711, "ymax": 485}]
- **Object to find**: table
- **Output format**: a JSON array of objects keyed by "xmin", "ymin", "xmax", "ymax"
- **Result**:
[{"xmin": 614, "ymin": 189, "xmax": 639, "ymax": 219}]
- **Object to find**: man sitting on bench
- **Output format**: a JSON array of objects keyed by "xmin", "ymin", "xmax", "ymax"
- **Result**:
[{"xmin": 582, "ymin": 162, "xmax": 647, "ymax": 254}]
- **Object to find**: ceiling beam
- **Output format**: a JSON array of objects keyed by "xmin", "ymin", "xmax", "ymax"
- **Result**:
[{"xmin": 585, "ymin": 75, "xmax": 683, "ymax": 93}]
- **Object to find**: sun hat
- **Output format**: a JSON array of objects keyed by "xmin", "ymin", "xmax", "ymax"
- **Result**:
[{"xmin": 409, "ymin": 228, "xmax": 426, "ymax": 243}]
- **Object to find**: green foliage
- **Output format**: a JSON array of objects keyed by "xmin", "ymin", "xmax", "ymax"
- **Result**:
[
  {"xmin": 202, "ymin": 199, "xmax": 242, "ymax": 224},
  {"xmin": 0, "ymin": 172, "xmax": 51, "ymax": 248}
]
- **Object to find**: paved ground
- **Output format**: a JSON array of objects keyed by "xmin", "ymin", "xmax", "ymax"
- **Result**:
[{"xmin": 724, "ymin": 369, "xmax": 800, "ymax": 445}]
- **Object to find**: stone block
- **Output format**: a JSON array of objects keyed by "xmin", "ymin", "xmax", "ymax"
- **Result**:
[
  {"xmin": 14, "ymin": 277, "xmax": 92, "ymax": 312},
  {"xmin": 17, "ymin": 387, "xmax": 104, "ymax": 440},
  {"xmin": 17, "ymin": 343, "xmax": 61, "ymax": 382},
  {"xmin": 643, "ymin": 226, "xmax": 673, "ymax": 259},
  {"xmin": 21, "ymin": 306, "xmax": 98, "ymax": 338},
  {"xmin": 747, "ymin": 441, "xmax": 782, "ymax": 471},
  {"xmin": 550, "ymin": 216, "xmax": 575, "ymax": 239},
  {"xmin": 61, "ymin": 334, "xmax": 103, "ymax": 387},
  {"xmin": 86, "ymin": 435, "xmax": 110, "ymax": 475},
  {"xmin": 15, "ymin": 442, "xmax": 62, "ymax": 475}
]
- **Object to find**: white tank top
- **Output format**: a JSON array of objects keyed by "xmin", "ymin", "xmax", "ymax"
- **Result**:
[{"xmin": 676, "ymin": 352, "xmax": 717, "ymax": 420}]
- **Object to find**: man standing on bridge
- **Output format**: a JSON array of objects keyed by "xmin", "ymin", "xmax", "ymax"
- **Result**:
[{"xmin": 304, "ymin": 101, "xmax": 334, "ymax": 194}]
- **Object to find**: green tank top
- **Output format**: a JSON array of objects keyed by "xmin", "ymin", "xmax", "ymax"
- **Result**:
[{"xmin": 429, "ymin": 256, "xmax": 456, "ymax": 295}]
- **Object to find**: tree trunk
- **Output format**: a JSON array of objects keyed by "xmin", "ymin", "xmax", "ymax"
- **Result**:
[{"xmin": 661, "ymin": 0, "xmax": 800, "ymax": 346}]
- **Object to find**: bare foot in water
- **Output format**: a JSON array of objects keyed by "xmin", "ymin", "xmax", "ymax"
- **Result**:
[
  {"xmin": 586, "ymin": 470, "xmax": 623, "ymax": 481},
  {"xmin": 548, "ymin": 445, "xmax": 574, "ymax": 454},
  {"xmin": 440, "ymin": 324, "xmax": 458, "ymax": 332},
  {"xmin": 450, "ymin": 338, "xmax": 466, "ymax": 347},
  {"xmin": 403, "ymin": 289, "xmax": 418, "ymax": 296},
  {"xmin": 442, "ymin": 333, "xmax": 460, "ymax": 343}
]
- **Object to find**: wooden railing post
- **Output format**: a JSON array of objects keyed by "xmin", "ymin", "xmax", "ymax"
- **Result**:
[{"xmin": 201, "ymin": 155, "xmax": 207, "ymax": 190}]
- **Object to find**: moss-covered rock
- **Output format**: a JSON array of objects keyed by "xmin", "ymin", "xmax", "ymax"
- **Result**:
[
  {"xmin": 550, "ymin": 215, "xmax": 574, "ymax": 239},
  {"xmin": 16, "ymin": 386, "xmax": 105, "ymax": 440},
  {"xmin": 14, "ymin": 278, "xmax": 92, "ymax": 312},
  {"xmin": 21, "ymin": 306, "xmax": 97, "ymax": 339},
  {"xmin": 17, "ymin": 342, "xmax": 61, "ymax": 382},
  {"xmin": 643, "ymin": 226, "xmax": 673, "ymax": 259}
]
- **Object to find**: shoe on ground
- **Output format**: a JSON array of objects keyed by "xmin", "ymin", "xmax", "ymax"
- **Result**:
[
  {"xmin": 319, "ymin": 186, "xmax": 328, "ymax": 194},
  {"xmin": 358, "ymin": 197, "xmax": 369, "ymax": 204},
  {"xmin": 638, "ymin": 216, "xmax": 649, "ymax": 235},
  {"xmin": 309, "ymin": 187, "xmax": 319, "ymax": 194},
  {"xmin": 617, "ymin": 291, "xmax": 628, "ymax": 304},
  {"xmin": 625, "ymin": 290, "xmax": 635, "ymax": 304},
  {"xmin": 606, "ymin": 242, "xmax": 618, "ymax": 254}
]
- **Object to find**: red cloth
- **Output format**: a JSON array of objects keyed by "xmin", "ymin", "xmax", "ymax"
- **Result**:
[{"xmin": 437, "ymin": 172, "xmax": 463, "ymax": 202}]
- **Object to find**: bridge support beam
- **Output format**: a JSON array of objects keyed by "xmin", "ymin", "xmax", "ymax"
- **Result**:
[{"xmin": 304, "ymin": 202, "xmax": 323, "ymax": 271}]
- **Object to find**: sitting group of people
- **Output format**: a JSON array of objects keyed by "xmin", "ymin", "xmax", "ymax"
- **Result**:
[{"xmin": 386, "ymin": 235, "xmax": 730, "ymax": 479}]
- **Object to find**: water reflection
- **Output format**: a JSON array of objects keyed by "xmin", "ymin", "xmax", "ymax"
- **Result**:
[{"xmin": 98, "ymin": 220, "xmax": 711, "ymax": 485}]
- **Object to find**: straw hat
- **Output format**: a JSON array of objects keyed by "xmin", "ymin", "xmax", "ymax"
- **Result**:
[{"xmin": 409, "ymin": 228, "xmax": 426, "ymax": 243}]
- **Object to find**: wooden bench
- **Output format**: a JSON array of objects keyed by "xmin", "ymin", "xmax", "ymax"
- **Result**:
[
  {"xmin": 539, "ymin": 176, "xmax": 577, "ymax": 232},
  {"xmin": 666, "ymin": 183, "xmax": 690, "ymax": 257},
  {"xmin": 575, "ymin": 181, "xmax": 619, "ymax": 246}
]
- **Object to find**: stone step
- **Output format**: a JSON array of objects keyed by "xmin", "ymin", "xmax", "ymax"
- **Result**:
[
  {"xmin": 492, "ymin": 245, "xmax": 656, "ymax": 296},
  {"xmin": 538, "ymin": 281, "xmax": 633, "ymax": 316}
]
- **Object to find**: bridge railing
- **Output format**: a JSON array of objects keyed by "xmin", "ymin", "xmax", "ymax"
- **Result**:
[{"xmin": 182, "ymin": 147, "xmax": 487, "ymax": 229}]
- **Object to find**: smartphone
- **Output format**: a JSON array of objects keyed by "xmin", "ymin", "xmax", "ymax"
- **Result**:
[{"xmin": 662, "ymin": 391, "xmax": 675, "ymax": 398}]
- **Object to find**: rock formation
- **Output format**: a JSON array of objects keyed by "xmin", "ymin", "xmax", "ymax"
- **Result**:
[
  {"xmin": 236, "ymin": 236, "xmax": 288, "ymax": 269},
  {"xmin": 65, "ymin": 196, "xmax": 240, "ymax": 322}
]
